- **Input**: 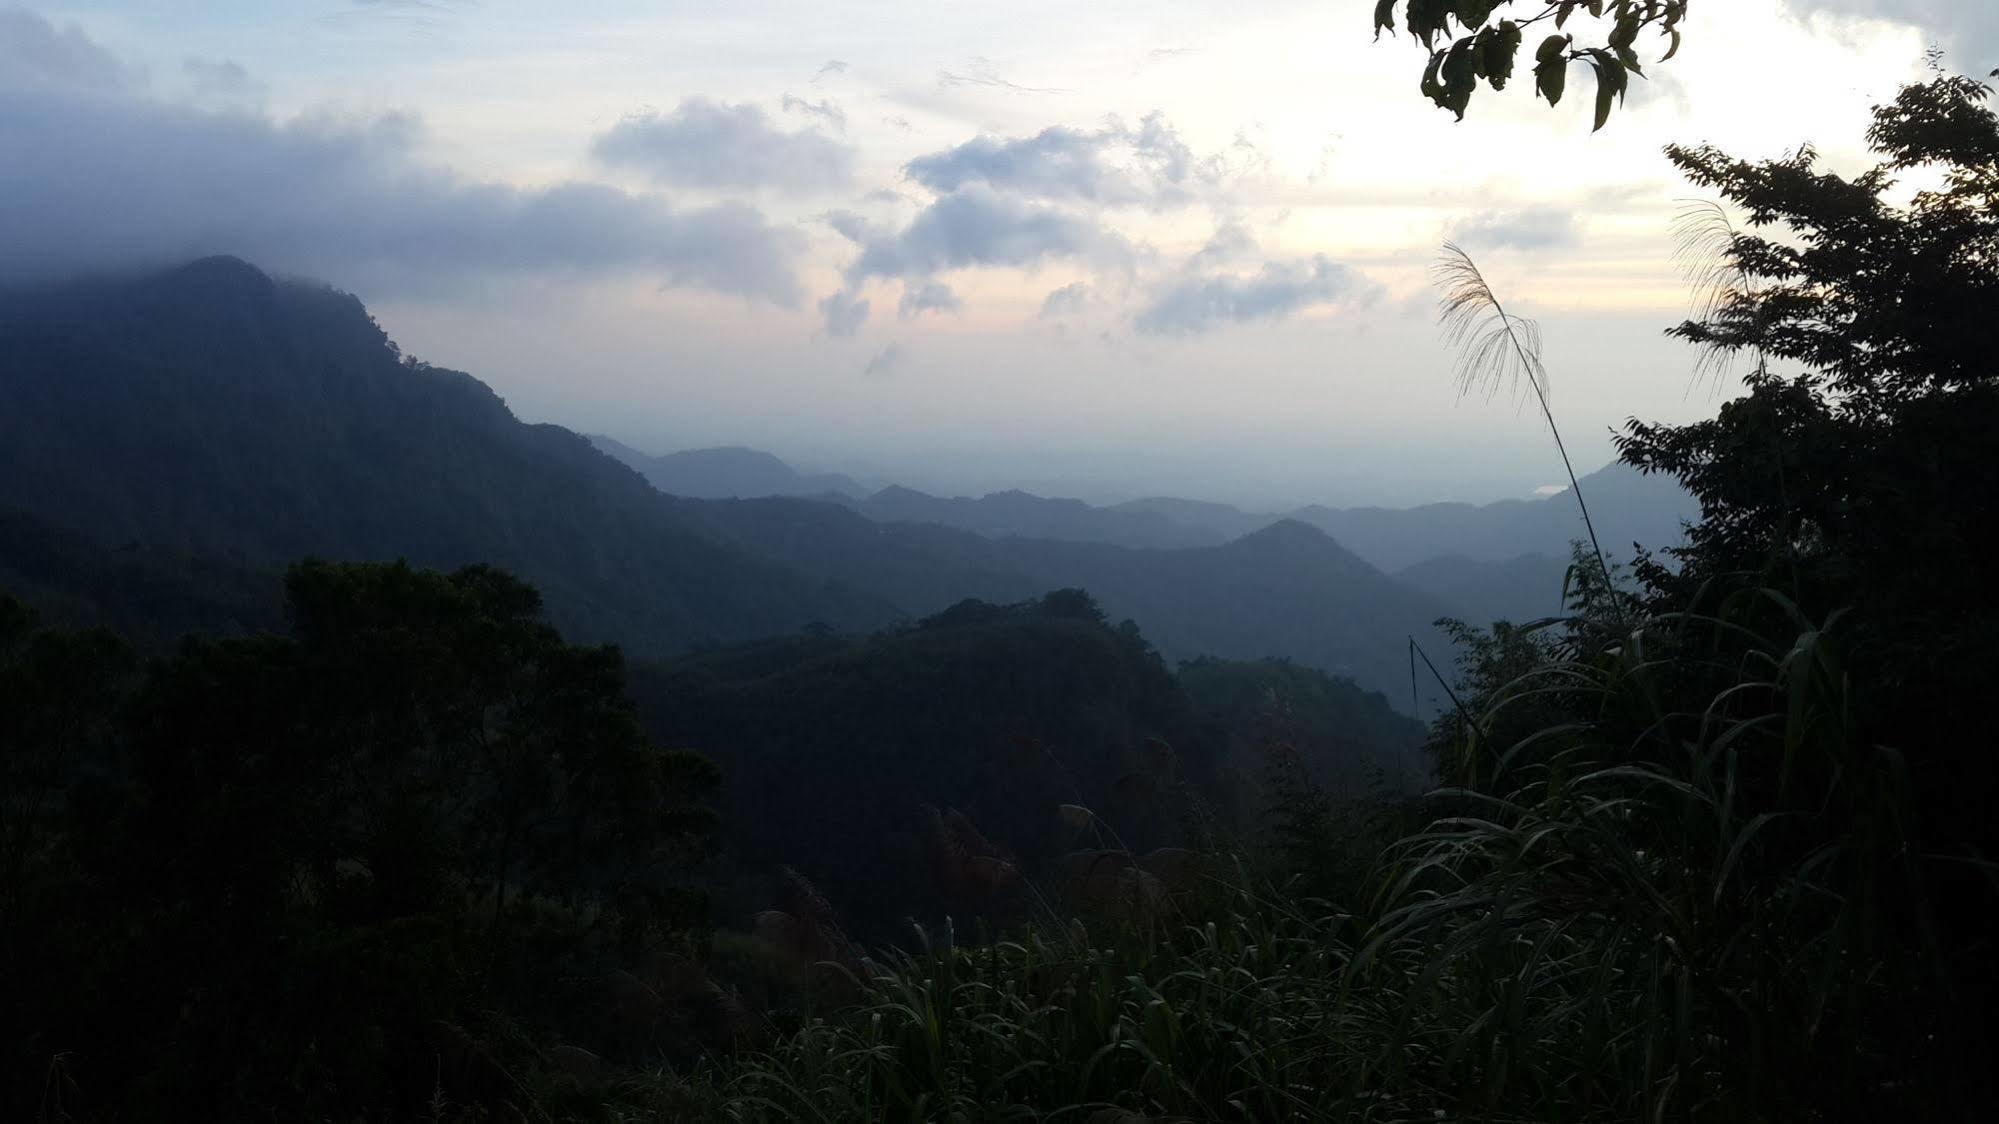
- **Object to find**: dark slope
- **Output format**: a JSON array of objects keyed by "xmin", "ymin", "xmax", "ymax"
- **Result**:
[
  {"xmin": 0, "ymin": 505, "xmax": 282, "ymax": 643},
  {"xmin": 591, "ymin": 436, "xmax": 866, "ymax": 499},
  {"xmin": 1178, "ymin": 656, "xmax": 1429, "ymax": 796},
  {"xmin": 630, "ymin": 595, "xmax": 1203, "ymax": 935},
  {"xmin": 1393, "ymin": 551, "xmax": 1575, "ymax": 628},
  {"xmin": 0, "ymin": 258, "xmax": 892, "ymax": 652},
  {"xmin": 985, "ymin": 521, "xmax": 1457, "ymax": 702}
]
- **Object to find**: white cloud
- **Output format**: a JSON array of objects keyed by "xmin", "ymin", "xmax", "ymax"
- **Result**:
[
  {"xmin": 903, "ymin": 112, "xmax": 1210, "ymax": 208},
  {"xmin": 183, "ymin": 57, "xmax": 266, "ymax": 107},
  {"xmin": 781, "ymin": 93, "xmax": 846, "ymax": 132},
  {"xmin": 819, "ymin": 287, "xmax": 870, "ymax": 336},
  {"xmin": 898, "ymin": 279, "xmax": 961, "ymax": 319},
  {"xmin": 1135, "ymin": 255, "xmax": 1370, "ymax": 336},
  {"xmin": 593, "ymin": 98, "xmax": 854, "ymax": 195},
  {"xmin": 863, "ymin": 342, "xmax": 907, "ymax": 376},
  {"xmin": 1448, "ymin": 206, "xmax": 1579, "ymax": 251},
  {"xmin": 0, "ymin": 9, "xmax": 141, "ymax": 95},
  {"xmin": 845, "ymin": 184, "xmax": 1130, "ymax": 283},
  {"xmin": 1040, "ymin": 282, "xmax": 1089, "ymax": 318}
]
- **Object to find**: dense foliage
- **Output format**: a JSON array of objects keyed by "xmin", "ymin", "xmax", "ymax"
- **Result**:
[
  {"xmin": 2, "ymin": 563, "xmax": 719, "ymax": 1119},
  {"xmin": 631, "ymin": 593, "xmax": 1420, "ymax": 941}
]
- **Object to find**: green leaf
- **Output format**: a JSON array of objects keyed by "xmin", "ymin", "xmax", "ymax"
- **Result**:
[
  {"xmin": 1422, "ymin": 48, "xmax": 1447, "ymax": 105},
  {"xmin": 1588, "ymin": 51, "xmax": 1627, "ymax": 132},
  {"xmin": 1662, "ymin": 29, "xmax": 1683, "ymax": 62},
  {"xmin": 1374, "ymin": 0, "xmax": 1397, "ymax": 36},
  {"xmin": 1536, "ymin": 33, "xmax": 1571, "ymax": 65},
  {"xmin": 1454, "ymin": 0, "xmax": 1499, "ymax": 30},
  {"xmin": 1535, "ymin": 57, "xmax": 1568, "ymax": 107},
  {"xmin": 1441, "ymin": 36, "xmax": 1479, "ymax": 119},
  {"xmin": 1478, "ymin": 21, "xmax": 1524, "ymax": 90}
]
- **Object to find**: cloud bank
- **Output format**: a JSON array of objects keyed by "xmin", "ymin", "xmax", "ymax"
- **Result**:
[
  {"xmin": 0, "ymin": 13, "xmax": 807, "ymax": 303},
  {"xmin": 1448, "ymin": 206, "xmax": 1579, "ymax": 251},
  {"xmin": 593, "ymin": 98, "xmax": 854, "ymax": 195},
  {"xmin": 1135, "ymin": 256, "xmax": 1368, "ymax": 336},
  {"xmin": 904, "ymin": 113, "xmax": 1206, "ymax": 208}
]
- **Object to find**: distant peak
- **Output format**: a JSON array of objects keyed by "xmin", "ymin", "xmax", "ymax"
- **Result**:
[
  {"xmin": 1236, "ymin": 518, "xmax": 1330, "ymax": 546},
  {"xmin": 163, "ymin": 255, "xmax": 273, "ymax": 288}
]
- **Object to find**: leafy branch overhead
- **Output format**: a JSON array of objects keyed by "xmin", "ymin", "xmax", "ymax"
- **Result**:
[{"xmin": 1375, "ymin": 1, "xmax": 1689, "ymax": 130}]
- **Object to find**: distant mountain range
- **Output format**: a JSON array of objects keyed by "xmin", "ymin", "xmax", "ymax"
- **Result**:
[
  {"xmin": 590, "ymin": 440, "xmax": 1696, "ymax": 632},
  {"xmin": 593, "ymin": 438, "xmax": 1694, "ymax": 574},
  {"xmin": 591, "ymin": 436, "xmax": 867, "ymax": 499},
  {"xmin": 0, "ymin": 257, "xmax": 1684, "ymax": 711}
]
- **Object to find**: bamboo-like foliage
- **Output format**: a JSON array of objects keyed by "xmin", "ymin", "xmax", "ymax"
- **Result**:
[
  {"xmin": 1432, "ymin": 243, "xmax": 1620, "ymax": 622},
  {"xmin": 1670, "ymin": 199, "xmax": 1763, "ymax": 387}
]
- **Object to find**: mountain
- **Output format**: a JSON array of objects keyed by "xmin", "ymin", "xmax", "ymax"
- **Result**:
[
  {"xmin": 0, "ymin": 257, "xmax": 1455, "ymax": 709},
  {"xmin": 842, "ymin": 485, "xmax": 1225, "ymax": 550},
  {"xmin": 662, "ymin": 495, "xmax": 1459, "ymax": 704},
  {"xmin": 590, "ymin": 436, "xmax": 866, "ymax": 499},
  {"xmin": 1393, "ymin": 552, "xmax": 1574, "ymax": 628},
  {"xmin": 0, "ymin": 258, "xmax": 892, "ymax": 653},
  {"xmin": 984, "ymin": 521, "xmax": 1455, "ymax": 702},
  {"xmin": 1288, "ymin": 464, "xmax": 1697, "ymax": 572},
  {"xmin": 844, "ymin": 466, "xmax": 1693, "ymax": 575},
  {"xmin": 1111, "ymin": 496, "xmax": 1276, "ymax": 542}
]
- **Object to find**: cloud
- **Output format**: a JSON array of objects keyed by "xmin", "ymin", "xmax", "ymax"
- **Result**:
[
  {"xmin": 0, "ymin": 78, "xmax": 806, "ymax": 302},
  {"xmin": 780, "ymin": 94, "xmax": 846, "ymax": 132},
  {"xmin": 898, "ymin": 279, "xmax": 961, "ymax": 319},
  {"xmin": 0, "ymin": 9, "xmax": 141, "ymax": 95},
  {"xmin": 183, "ymin": 57, "xmax": 267, "ymax": 107},
  {"xmin": 814, "ymin": 59, "xmax": 848, "ymax": 80},
  {"xmin": 820, "ymin": 288, "xmax": 870, "ymax": 336},
  {"xmin": 845, "ymin": 184, "xmax": 1129, "ymax": 283},
  {"xmin": 592, "ymin": 98, "xmax": 854, "ymax": 194},
  {"xmin": 1448, "ymin": 206, "xmax": 1579, "ymax": 251},
  {"xmin": 936, "ymin": 57, "xmax": 1068, "ymax": 95},
  {"xmin": 1040, "ymin": 282, "xmax": 1089, "ymax": 318},
  {"xmin": 1187, "ymin": 220, "xmax": 1258, "ymax": 270},
  {"xmin": 822, "ymin": 209, "xmax": 877, "ymax": 244},
  {"xmin": 317, "ymin": 0, "xmax": 470, "ymax": 36},
  {"xmin": 863, "ymin": 342, "xmax": 906, "ymax": 376},
  {"xmin": 904, "ymin": 113, "xmax": 1207, "ymax": 207},
  {"xmin": 1794, "ymin": 2, "xmax": 1999, "ymax": 59},
  {"xmin": 1134, "ymin": 256, "xmax": 1368, "ymax": 336}
]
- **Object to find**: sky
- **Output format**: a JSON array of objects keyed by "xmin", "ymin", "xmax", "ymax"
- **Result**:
[{"xmin": 2, "ymin": 2, "xmax": 1987, "ymax": 507}]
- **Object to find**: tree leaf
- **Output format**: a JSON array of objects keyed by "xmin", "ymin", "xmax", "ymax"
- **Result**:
[{"xmin": 1535, "ymin": 57, "xmax": 1568, "ymax": 107}]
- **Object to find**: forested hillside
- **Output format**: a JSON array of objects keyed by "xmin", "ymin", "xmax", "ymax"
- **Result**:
[
  {"xmin": 0, "ymin": 258, "xmax": 892, "ymax": 652},
  {"xmin": 0, "ymin": 259, "xmax": 1468, "ymax": 705},
  {"xmin": 629, "ymin": 591, "xmax": 1423, "ymax": 938}
]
